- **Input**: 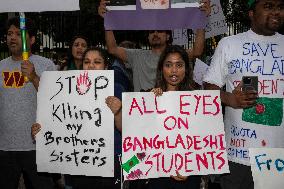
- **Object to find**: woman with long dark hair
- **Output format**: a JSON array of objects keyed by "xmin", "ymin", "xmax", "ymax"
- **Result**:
[
  {"xmin": 64, "ymin": 35, "xmax": 88, "ymax": 70},
  {"xmin": 149, "ymin": 45, "xmax": 200, "ymax": 189}
]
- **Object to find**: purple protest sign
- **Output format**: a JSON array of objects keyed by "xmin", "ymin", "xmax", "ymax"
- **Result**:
[{"xmin": 105, "ymin": 0, "xmax": 206, "ymax": 30}]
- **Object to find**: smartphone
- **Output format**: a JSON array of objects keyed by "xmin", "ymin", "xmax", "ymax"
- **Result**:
[{"xmin": 242, "ymin": 76, "xmax": 258, "ymax": 92}]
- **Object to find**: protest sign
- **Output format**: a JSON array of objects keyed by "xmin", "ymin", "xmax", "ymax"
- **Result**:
[
  {"xmin": 0, "ymin": 0, "xmax": 79, "ymax": 12},
  {"xmin": 249, "ymin": 148, "xmax": 284, "ymax": 189},
  {"xmin": 193, "ymin": 58, "xmax": 209, "ymax": 86},
  {"xmin": 122, "ymin": 90, "xmax": 229, "ymax": 180},
  {"xmin": 107, "ymin": 0, "xmax": 136, "ymax": 10},
  {"xmin": 36, "ymin": 70, "xmax": 114, "ymax": 177},
  {"xmin": 205, "ymin": 0, "xmax": 227, "ymax": 38},
  {"xmin": 172, "ymin": 29, "xmax": 188, "ymax": 46},
  {"xmin": 105, "ymin": 0, "xmax": 206, "ymax": 30},
  {"xmin": 171, "ymin": 0, "xmax": 200, "ymax": 8},
  {"xmin": 140, "ymin": 0, "xmax": 170, "ymax": 9}
]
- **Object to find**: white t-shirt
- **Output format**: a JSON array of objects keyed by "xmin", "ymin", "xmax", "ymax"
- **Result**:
[{"xmin": 203, "ymin": 29, "xmax": 284, "ymax": 165}]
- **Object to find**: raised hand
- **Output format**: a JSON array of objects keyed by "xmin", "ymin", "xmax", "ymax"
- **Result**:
[
  {"xmin": 199, "ymin": 0, "xmax": 211, "ymax": 17},
  {"xmin": 98, "ymin": 0, "xmax": 110, "ymax": 18}
]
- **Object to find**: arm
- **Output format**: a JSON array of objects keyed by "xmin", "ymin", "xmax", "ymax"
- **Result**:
[
  {"xmin": 204, "ymin": 82, "xmax": 258, "ymax": 109},
  {"xmin": 105, "ymin": 31, "xmax": 127, "ymax": 62},
  {"xmin": 98, "ymin": 0, "xmax": 127, "ymax": 62},
  {"xmin": 187, "ymin": 0, "xmax": 211, "ymax": 60},
  {"xmin": 187, "ymin": 29, "xmax": 205, "ymax": 60}
]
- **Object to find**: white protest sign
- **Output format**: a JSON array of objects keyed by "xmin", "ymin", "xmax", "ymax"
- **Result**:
[
  {"xmin": 122, "ymin": 90, "xmax": 229, "ymax": 180},
  {"xmin": 249, "ymin": 148, "xmax": 284, "ymax": 189},
  {"xmin": 171, "ymin": 0, "xmax": 200, "ymax": 8},
  {"xmin": 140, "ymin": 0, "xmax": 169, "ymax": 9},
  {"xmin": 36, "ymin": 70, "xmax": 114, "ymax": 177},
  {"xmin": 172, "ymin": 29, "xmax": 188, "ymax": 46},
  {"xmin": 107, "ymin": 0, "xmax": 136, "ymax": 10},
  {"xmin": 0, "ymin": 0, "xmax": 79, "ymax": 12},
  {"xmin": 193, "ymin": 58, "xmax": 209, "ymax": 86},
  {"xmin": 205, "ymin": 0, "xmax": 227, "ymax": 38}
]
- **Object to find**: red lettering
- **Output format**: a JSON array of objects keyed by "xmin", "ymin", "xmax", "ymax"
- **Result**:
[
  {"xmin": 178, "ymin": 117, "xmax": 188, "ymax": 129},
  {"xmin": 152, "ymin": 152, "xmax": 162, "ymax": 172},
  {"xmin": 142, "ymin": 137, "xmax": 153, "ymax": 150},
  {"xmin": 133, "ymin": 137, "xmax": 143, "ymax": 151},
  {"xmin": 216, "ymin": 151, "xmax": 225, "ymax": 170},
  {"xmin": 184, "ymin": 152, "xmax": 193, "ymax": 173},
  {"xmin": 166, "ymin": 136, "xmax": 176, "ymax": 149},
  {"xmin": 230, "ymin": 138, "xmax": 235, "ymax": 146},
  {"xmin": 194, "ymin": 95, "xmax": 202, "ymax": 115},
  {"xmin": 164, "ymin": 116, "xmax": 176, "ymax": 130},
  {"xmin": 272, "ymin": 79, "xmax": 278, "ymax": 94},
  {"xmin": 193, "ymin": 136, "xmax": 202, "ymax": 150},
  {"xmin": 203, "ymin": 95, "xmax": 213, "ymax": 115},
  {"xmin": 144, "ymin": 155, "xmax": 153, "ymax": 176},
  {"xmin": 123, "ymin": 137, "xmax": 132, "ymax": 152},
  {"xmin": 203, "ymin": 135, "xmax": 209, "ymax": 148},
  {"xmin": 142, "ymin": 97, "xmax": 154, "ymax": 114},
  {"xmin": 175, "ymin": 134, "xmax": 186, "ymax": 149},
  {"xmin": 153, "ymin": 135, "xmax": 164, "ymax": 149},
  {"xmin": 129, "ymin": 98, "xmax": 143, "ymax": 115},
  {"xmin": 186, "ymin": 135, "xmax": 193, "ymax": 150},
  {"xmin": 162, "ymin": 154, "xmax": 173, "ymax": 173},
  {"xmin": 155, "ymin": 96, "xmax": 166, "ymax": 114},
  {"xmin": 196, "ymin": 153, "xmax": 208, "ymax": 171},
  {"xmin": 207, "ymin": 151, "xmax": 216, "ymax": 170},
  {"xmin": 174, "ymin": 153, "xmax": 183, "ymax": 171},
  {"xmin": 212, "ymin": 95, "xmax": 220, "ymax": 115},
  {"xmin": 230, "ymin": 138, "xmax": 246, "ymax": 147},
  {"xmin": 262, "ymin": 80, "xmax": 270, "ymax": 95},
  {"xmin": 179, "ymin": 94, "xmax": 191, "ymax": 115},
  {"xmin": 218, "ymin": 134, "xmax": 226, "ymax": 150},
  {"xmin": 209, "ymin": 135, "xmax": 218, "ymax": 149}
]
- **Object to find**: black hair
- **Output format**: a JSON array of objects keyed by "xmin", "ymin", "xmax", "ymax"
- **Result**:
[
  {"xmin": 66, "ymin": 35, "xmax": 89, "ymax": 70},
  {"xmin": 6, "ymin": 16, "xmax": 37, "ymax": 37},
  {"xmin": 155, "ymin": 45, "xmax": 194, "ymax": 91},
  {"xmin": 166, "ymin": 30, "xmax": 173, "ymax": 45},
  {"xmin": 81, "ymin": 47, "xmax": 109, "ymax": 69},
  {"xmin": 148, "ymin": 30, "xmax": 173, "ymax": 45}
]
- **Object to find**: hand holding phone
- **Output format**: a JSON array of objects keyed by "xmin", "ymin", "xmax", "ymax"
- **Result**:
[{"xmin": 242, "ymin": 76, "xmax": 258, "ymax": 92}]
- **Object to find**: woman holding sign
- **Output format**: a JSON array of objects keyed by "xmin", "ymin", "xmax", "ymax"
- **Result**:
[
  {"xmin": 32, "ymin": 47, "xmax": 127, "ymax": 189},
  {"xmin": 148, "ymin": 45, "xmax": 200, "ymax": 189}
]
